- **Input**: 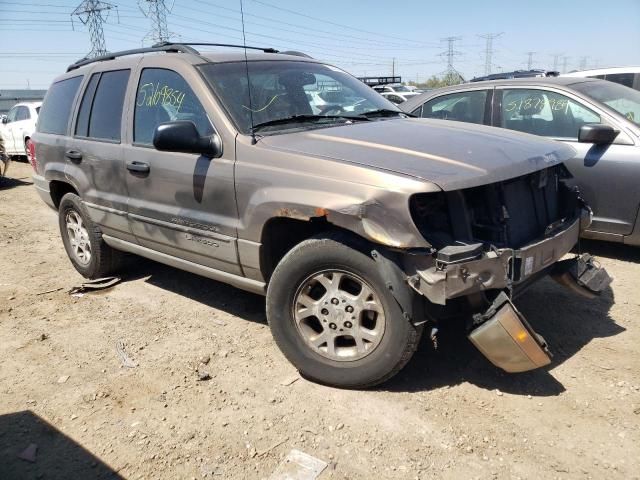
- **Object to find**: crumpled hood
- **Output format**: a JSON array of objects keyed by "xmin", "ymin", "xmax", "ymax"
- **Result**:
[{"xmin": 260, "ymin": 118, "xmax": 576, "ymax": 191}]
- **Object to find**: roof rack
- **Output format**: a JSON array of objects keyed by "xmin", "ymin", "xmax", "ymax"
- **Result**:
[
  {"xmin": 155, "ymin": 42, "xmax": 279, "ymax": 54},
  {"xmin": 66, "ymin": 41, "xmax": 279, "ymax": 72}
]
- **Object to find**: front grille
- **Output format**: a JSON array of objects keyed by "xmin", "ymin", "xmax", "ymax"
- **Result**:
[{"xmin": 410, "ymin": 165, "xmax": 578, "ymax": 249}]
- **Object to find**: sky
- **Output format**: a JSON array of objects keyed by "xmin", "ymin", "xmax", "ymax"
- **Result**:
[{"xmin": 1, "ymin": 0, "xmax": 639, "ymax": 89}]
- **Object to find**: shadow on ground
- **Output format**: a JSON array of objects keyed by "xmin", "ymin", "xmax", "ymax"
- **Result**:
[
  {"xmin": 119, "ymin": 257, "xmax": 621, "ymax": 398},
  {"xmin": 384, "ymin": 277, "xmax": 621, "ymax": 397},
  {"xmin": 0, "ymin": 176, "xmax": 33, "ymax": 191},
  {"xmin": 579, "ymin": 239, "xmax": 640, "ymax": 264},
  {"xmin": 0, "ymin": 410, "xmax": 123, "ymax": 480},
  {"xmin": 128, "ymin": 257, "xmax": 267, "ymax": 325}
]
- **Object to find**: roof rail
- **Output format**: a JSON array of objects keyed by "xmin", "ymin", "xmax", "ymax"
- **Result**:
[
  {"xmin": 66, "ymin": 41, "xmax": 280, "ymax": 72},
  {"xmin": 154, "ymin": 42, "xmax": 279, "ymax": 54},
  {"xmin": 67, "ymin": 44, "xmax": 199, "ymax": 72}
]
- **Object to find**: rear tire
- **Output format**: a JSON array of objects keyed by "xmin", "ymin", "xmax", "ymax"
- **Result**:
[
  {"xmin": 266, "ymin": 232, "xmax": 422, "ymax": 389},
  {"xmin": 58, "ymin": 193, "xmax": 123, "ymax": 278}
]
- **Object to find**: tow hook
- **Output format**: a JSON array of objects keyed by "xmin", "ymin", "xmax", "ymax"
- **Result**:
[
  {"xmin": 468, "ymin": 292, "xmax": 552, "ymax": 373},
  {"xmin": 551, "ymin": 253, "xmax": 612, "ymax": 299}
]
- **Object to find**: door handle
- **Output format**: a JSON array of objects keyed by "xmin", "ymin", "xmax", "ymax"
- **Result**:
[
  {"xmin": 126, "ymin": 161, "xmax": 150, "ymax": 174},
  {"xmin": 65, "ymin": 150, "xmax": 83, "ymax": 162}
]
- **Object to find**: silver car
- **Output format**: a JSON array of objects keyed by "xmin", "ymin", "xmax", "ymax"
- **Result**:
[{"xmin": 401, "ymin": 78, "xmax": 640, "ymax": 246}]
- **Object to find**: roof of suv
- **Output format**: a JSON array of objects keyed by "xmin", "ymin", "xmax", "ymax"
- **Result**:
[
  {"xmin": 400, "ymin": 76, "xmax": 603, "ymax": 112},
  {"xmin": 65, "ymin": 43, "xmax": 319, "ymax": 74}
]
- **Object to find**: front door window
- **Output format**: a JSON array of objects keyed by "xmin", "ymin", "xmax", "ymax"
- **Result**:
[{"xmin": 500, "ymin": 89, "xmax": 600, "ymax": 139}]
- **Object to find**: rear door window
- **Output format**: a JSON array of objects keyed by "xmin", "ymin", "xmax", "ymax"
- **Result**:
[
  {"xmin": 134, "ymin": 68, "xmax": 213, "ymax": 145},
  {"xmin": 38, "ymin": 76, "xmax": 83, "ymax": 135},
  {"xmin": 421, "ymin": 90, "xmax": 488, "ymax": 124},
  {"xmin": 85, "ymin": 70, "xmax": 130, "ymax": 141},
  {"xmin": 500, "ymin": 89, "xmax": 600, "ymax": 139},
  {"xmin": 75, "ymin": 73, "xmax": 101, "ymax": 138}
]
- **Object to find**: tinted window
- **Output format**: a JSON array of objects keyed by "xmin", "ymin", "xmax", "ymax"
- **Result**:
[
  {"xmin": 421, "ymin": 90, "xmax": 487, "ymax": 124},
  {"xmin": 500, "ymin": 89, "xmax": 600, "ymax": 138},
  {"xmin": 604, "ymin": 73, "xmax": 634, "ymax": 89},
  {"xmin": 134, "ymin": 68, "xmax": 213, "ymax": 145},
  {"xmin": 16, "ymin": 106, "xmax": 30, "ymax": 121},
  {"xmin": 38, "ymin": 76, "xmax": 83, "ymax": 135},
  {"xmin": 75, "ymin": 73, "xmax": 101, "ymax": 137},
  {"xmin": 6, "ymin": 107, "xmax": 18, "ymax": 123},
  {"xmin": 88, "ymin": 70, "xmax": 130, "ymax": 141}
]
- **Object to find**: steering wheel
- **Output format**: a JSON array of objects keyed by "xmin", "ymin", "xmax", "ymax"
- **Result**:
[{"xmin": 318, "ymin": 104, "xmax": 345, "ymax": 115}]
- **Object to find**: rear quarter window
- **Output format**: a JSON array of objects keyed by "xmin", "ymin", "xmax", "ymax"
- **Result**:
[{"xmin": 37, "ymin": 76, "xmax": 83, "ymax": 135}]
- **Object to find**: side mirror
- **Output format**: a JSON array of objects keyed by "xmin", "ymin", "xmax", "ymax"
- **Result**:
[
  {"xmin": 153, "ymin": 121, "xmax": 222, "ymax": 158},
  {"xmin": 578, "ymin": 124, "xmax": 619, "ymax": 145},
  {"xmin": 1, "ymin": 116, "xmax": 7, "ymax": 124}
]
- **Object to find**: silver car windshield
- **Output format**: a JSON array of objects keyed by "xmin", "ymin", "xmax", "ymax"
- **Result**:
[
  {"xmin": 572, "ymin": 80, "xmax": 640, "ymax": 126},
  {"xmin": 200, "ymin": 60, "xmax": 398, "ymax": 134}
]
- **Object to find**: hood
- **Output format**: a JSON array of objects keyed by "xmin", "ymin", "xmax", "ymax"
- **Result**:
[{"xmin": 260, "ymin": 118, "xmax": 576, "ymax": 191}]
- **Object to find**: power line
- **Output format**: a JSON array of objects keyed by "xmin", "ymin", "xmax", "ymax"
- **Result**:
[
  {"xmin": 248, "ymin": 0, "xmax": 438, "ymax": 48},
  {"xmin": 72, "ymin": 0, "xmax": 117, "ymax": 58},
  {"xmin": 478, "ymin": 32, "xmax": 503, "ymax": 75}
]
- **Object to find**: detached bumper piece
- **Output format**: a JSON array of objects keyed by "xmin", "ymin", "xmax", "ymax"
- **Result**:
[
  {"xmin": 468, "ymin": 292, "xmax": 551, "ymax": 373},
  {"xmin": 551, "ymin": 253, "xmax": 612, "ymax": 299}
]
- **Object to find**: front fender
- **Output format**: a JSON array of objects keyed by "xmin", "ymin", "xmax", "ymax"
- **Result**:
[{"xmin": 235, "ymin": 137, "xmax": 439, "ymax": 249}]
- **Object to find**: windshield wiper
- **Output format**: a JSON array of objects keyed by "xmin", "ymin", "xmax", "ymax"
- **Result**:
[
  {"xmin": 252, "ymin": 114, "xmax": 369, "ymax": 132},
  {"xmin": 360, "ymin": 109, "xmax": 413, "ymax": 118}
]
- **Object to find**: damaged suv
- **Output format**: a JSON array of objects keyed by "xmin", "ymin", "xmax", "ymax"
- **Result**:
[{"xmin": 32, "ymin": 43, "xmax": 610, "ymax": 388}]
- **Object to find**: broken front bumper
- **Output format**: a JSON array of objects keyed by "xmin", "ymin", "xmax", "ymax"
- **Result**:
[{"xmin": 408, "ymin": 216, "xmax": 583, "ymax": 306}]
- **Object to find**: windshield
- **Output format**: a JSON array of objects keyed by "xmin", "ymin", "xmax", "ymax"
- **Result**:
[
  {"xmin": 572, "ymin": 80, "xmax": 640, "ymax": 126},
  {"xmin": 199, "ymin": 61, "xmax": 399, "ymax": 134},
  {"xmin": 392, "ymin": 85, "xmax": 411, "ymax": 92}
]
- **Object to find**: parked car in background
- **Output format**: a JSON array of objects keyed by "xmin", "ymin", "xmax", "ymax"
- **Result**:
[
  {"xmin": 32, "ymin": 43, "xmax": 609, "ymax": 388},
  {"xmin": 0, "ymin": 101, "xmax": 41, "ymax": 165},
  {"xmin": 470, "ymin": 69, "xmax": 559, "ymax": 82},
  {"xmin": 401, "ymin": 77, "xmax": 640, "ymax": 246},
  {"xmin": 563, "ymin": 66, "xmax": 640, "ymax": 92}
]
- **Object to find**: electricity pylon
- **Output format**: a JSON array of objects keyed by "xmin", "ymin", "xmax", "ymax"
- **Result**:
[{"xmin": 72, "ymin": 0, "xmax": 116, "ymax": 58}]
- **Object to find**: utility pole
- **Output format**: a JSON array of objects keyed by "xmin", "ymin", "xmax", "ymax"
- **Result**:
[
  {"xmin": 72, "ymin": 0, "xmax": 116, "ymax": 58},
  {"xmin": 439, "ymin": 36, "xmax": 463, "ymax": 85},
  {"xmin": 551, "ymin": 53, "xmax": 562, "ymax": 72},
  {"xmin": 478, "ymin": 32, "xmax": 503, "ymax": 76},
  {"xmin": 392, "ymin": 57, "xmax": 395, "ymax": 77},
  {"xmin": 579, "ymin": 56, "xmax": 589, "ymax": 70},
  {"xmin": 526, "ymin": 51, "xmax": 536, "ymax": 70},
  {"xmin": 139, "ymin": 0, "xmax": 171, "ymax": 44},
  {"xmin": 562, "ymin": 56, "xmax": 570, "ymax": 73}
]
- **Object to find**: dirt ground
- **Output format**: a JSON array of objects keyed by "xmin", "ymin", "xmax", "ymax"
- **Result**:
[{"xmin": 1, "ymin": 160, "xmax": 639, "ymax": 480}]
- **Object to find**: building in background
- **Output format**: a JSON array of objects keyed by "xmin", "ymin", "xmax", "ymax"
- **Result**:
[{"xmin": 0, "ymin": 90, "xmax": 47, "ymax": 116}]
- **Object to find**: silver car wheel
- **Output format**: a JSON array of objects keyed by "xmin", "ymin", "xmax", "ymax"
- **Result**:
[
  {"xmin": 293, "ymin": 270, "xmax": 386, "ymax": 361},
  {"xmin": 65, "ymin": 210, "xmax": 92, "ymax": 265}
]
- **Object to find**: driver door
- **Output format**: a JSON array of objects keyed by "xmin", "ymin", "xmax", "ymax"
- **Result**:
[{"xmin": 123, "ymin": 65, "xmax": 241, "ymax": 274}]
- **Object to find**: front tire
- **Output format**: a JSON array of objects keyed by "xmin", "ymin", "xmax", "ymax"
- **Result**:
[
  {"xmin": 58, "ymin": 193, "xmax": 123, "ymax": 278},
  {"xmin": 266, "ymin": 233, "xmax": 422, "ymax": 389}
]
